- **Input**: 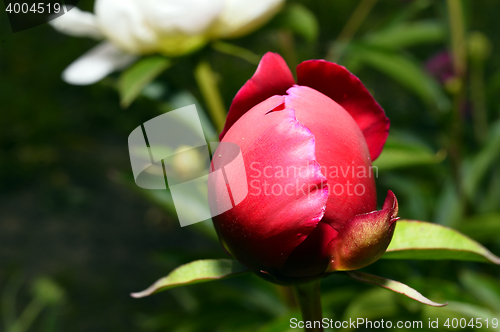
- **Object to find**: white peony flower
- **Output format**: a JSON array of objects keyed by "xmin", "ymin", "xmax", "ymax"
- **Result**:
[{"xmin": 51, "ymin": 0, "xmax": 284, "ymax": 85}]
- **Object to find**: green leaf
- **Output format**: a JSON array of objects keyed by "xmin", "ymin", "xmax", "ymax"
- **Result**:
[
  {"xmin": 119, "ymin": 56, "xmax": 171, "ymax": 108},
  {"xmin": 460, "ymin": 270, "xmax": 500, "ymax": 312},
  {"xmin": 211, "ymin": 41, "xmax": 260, "ymax": 65},
  {"xmin": 382, "ymin": 220, "xmax": 500, "ymax": 264},
  {"xmin": 131, "ymin": 259, "xmax": 249, "ymax": 298},
  {"xmin": 341, "ymin": 288, "xmax": 398, "ymax": 328},
  {"xmin": 478, "ymin": 167, "xmax": 500, "ymax": 212},
  {"xmin": 345, "ymin": 44, "xmax": 451, "ymax": 112},
  {"xmin": 365, "ymin": 21, "xmax": 445, "ymax": 49},
  {"xmin": 434, "ymin": 177, "xmax": 464, "ymax": 228},
  {"xmin": 346, "ymin": 271, "xmax": 447, "ymax": 307},
  {"xmin": 274, "ymin": 4, "xmax": 319, "ymax": 42},
  {"xmin": 257, "ymin": 311, "xmax": 299, "ymax": 332},
  {"xmin": 463, "ymin": 121, "xmax": 500, "ymax": 200},
  {"xmin": 457, "ymin": 213, "xmax": 500, "ymax": 243},
  {"xmin": 385, "ymin": 0, "xmax": 432, "ymax": 27},
  {"xmin": 322, "ymin": 286, "xmax": 360, "ymax": 309},
  {"xmin": 31, "ymin": 277, "xmax": 65, "ymax": 305},
  {"xmin": 373, "ymin": 136, "xmax": 446, "ymax": 171}
]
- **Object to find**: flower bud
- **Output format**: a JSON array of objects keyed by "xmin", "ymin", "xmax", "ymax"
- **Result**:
[{"xmin": 210, "ymin": 53, "xmax": 397, "ymax": 283}]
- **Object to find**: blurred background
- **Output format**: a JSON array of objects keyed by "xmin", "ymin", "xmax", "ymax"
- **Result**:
[{"xmin": 1, "ymin": 0, "xmax": 499, "ymax": 331}]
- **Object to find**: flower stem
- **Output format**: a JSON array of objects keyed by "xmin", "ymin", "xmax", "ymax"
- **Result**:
[
  {"xmin": 194, "ymin": 60, "xmax": 227, "ymax": 133},
  {"xmin": 446, "ymin": 0, "xmax": 467, "ymax": 205},
  {"xmin": 277, "ymin": 30, "xmax": 298, "ymax": 79},
  {"xmin": 293, "ymin": 279, "xmax": 323, "ymax": 332}
]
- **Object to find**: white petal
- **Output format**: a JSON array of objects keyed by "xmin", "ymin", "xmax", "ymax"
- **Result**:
[
  {"xmin": 212, "ymin": 0, "xmax": 285, "ymax": 38},
  {"xmin": 139, "ymin": 0, "xmax": 223, "ymax": 35},
  {"xmin": 62, "ymin": 42, "xmax": 137, "ymax": 85},
  {"xmin": 49, "ymin": 6, "xmax": 103, "ymax": 39},
  {"xmin": 94, "ymin": 0, "xmax": 158, "ymax": 54}
]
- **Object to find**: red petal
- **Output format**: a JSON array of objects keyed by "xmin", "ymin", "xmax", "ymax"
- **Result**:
[
  {"xmin": 285, "ymin": 86, "xmax": 377, "ymax": 230},
  {"xmin": 297, "ymin": 60, "xmax": 389, "ymax": 161},
  {"xmin": 219, "ymin": 52, "xmax": 295, "ymax": 140},
  {"xmin": 210, "ymin": 96, "xmax": 329, "ymax": 273},
  {"xmin": 327, "ymin": 191, "xmax": 399, "ymax": 271}
]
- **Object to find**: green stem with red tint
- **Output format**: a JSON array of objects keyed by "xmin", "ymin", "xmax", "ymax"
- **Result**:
[{"xmin": 293, "ymin": 279, "xmax": 324, "ymax": 332}]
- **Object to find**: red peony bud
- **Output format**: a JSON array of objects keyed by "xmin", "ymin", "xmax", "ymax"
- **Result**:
[{"xmin": 209, "ymin": 53, "xmax": 397, "ymax": 284}]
